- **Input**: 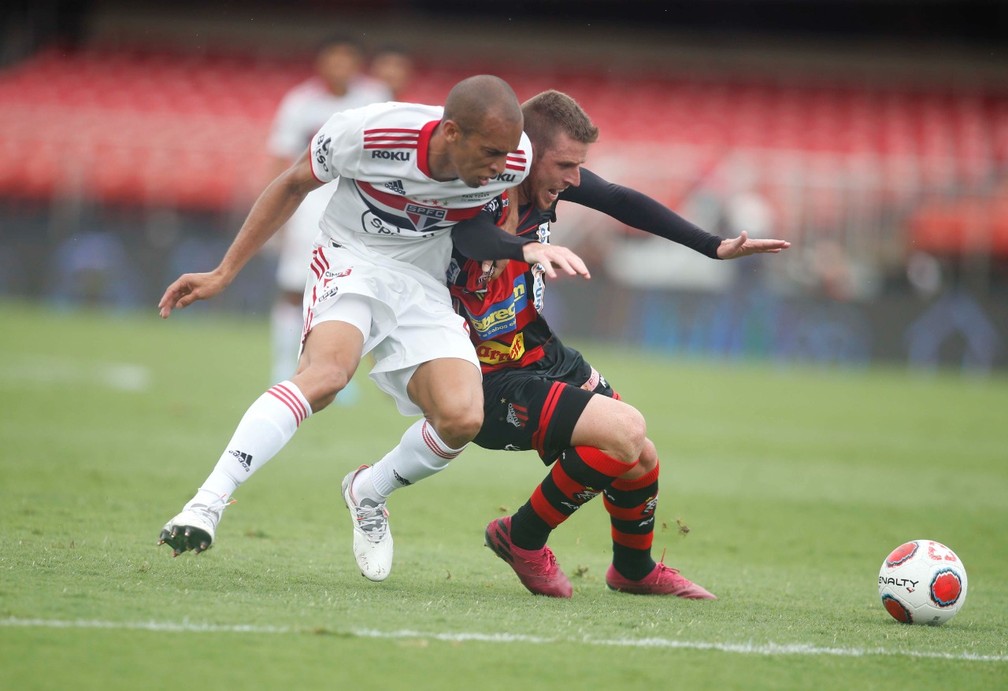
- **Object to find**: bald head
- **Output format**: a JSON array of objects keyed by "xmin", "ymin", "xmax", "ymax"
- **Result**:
[
  {"xmin": 428, "ymin": 75, "xmax": 524, "ymax": 187},
  {"xmin": 443, "ymin": 75, "xmax": 523, "ymax": 133}
]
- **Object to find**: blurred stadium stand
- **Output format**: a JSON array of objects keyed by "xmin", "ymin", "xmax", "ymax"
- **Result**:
[{"xmin": 1, "ymin": 0, "xmax": 1006, "ymax": 369}]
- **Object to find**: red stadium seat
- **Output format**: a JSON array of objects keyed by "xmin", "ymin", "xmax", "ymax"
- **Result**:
[
  {"xmin": 909, "ymin": 194, "xmax": 1008, "ymax": 257},
  {"xmin": 0, "ymin": 45, "xmax": 1004, "ymax": 228}
]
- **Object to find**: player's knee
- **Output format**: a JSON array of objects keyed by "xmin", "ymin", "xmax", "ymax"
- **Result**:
[
  {"xmin": 296, "ymin": 363, "xmax": 353, "ymax": 412},
  {"xmin": 319, "ymin": 365, "xmax": 353, "ymax": 397},
  {"xmin": 615, "ymin": 438, "xmax": 658, "ymax": 482},
  {"xmin": 637, "ymin": 438, "xmax": 658, "ymax": 472},
  {"xmin": 432, "ymin": 405, "xmax": 483, "ymax": 448},
  {"xmin": 610, "ymin": 406, "xmax": 647, "ymax": 463}
]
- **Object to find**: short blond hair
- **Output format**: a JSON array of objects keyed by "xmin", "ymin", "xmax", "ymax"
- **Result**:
[{"xmin": 521, "ymin": 90, "xmax": 599, "ymax": 151}]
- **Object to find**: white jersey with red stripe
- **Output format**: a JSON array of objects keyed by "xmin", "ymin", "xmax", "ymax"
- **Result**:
[{"xmin": 309, "ymin": 101, "xmax": 532, "ymax": 282}]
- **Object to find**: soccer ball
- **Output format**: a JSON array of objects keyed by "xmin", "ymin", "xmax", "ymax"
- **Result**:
[{"xmin": 878, "ymin": 539, "xmax": 968, "ymax": 626}]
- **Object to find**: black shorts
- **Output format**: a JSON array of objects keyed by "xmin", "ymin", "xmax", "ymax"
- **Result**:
[{"xmin": 474, "ymin": 338, "xmax": 616, "ymax": 464}]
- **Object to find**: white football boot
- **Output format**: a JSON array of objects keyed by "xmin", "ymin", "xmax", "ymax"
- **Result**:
[
  {"xmin": 341, "ymin": 465, "xmax": 394, "ymax": 581},
  {"xmin": 158, "ymin": 490, "xmax": 230, "ymax": 556}
]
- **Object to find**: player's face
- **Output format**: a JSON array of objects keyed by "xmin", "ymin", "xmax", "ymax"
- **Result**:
[
  {"xmin": 371, "ymin": 53, "xmax": 412, "ymax": 97},
  {"xmin": 524, "ymin": 132, "xmax": 590, "ymax": 211},
  {"xmin": 317, "ymin": 45, "xmax": 363, "ymax": 94},
  {"xmin": 447, "ymin": 115, "xmax": 523, "ymax": 188}
]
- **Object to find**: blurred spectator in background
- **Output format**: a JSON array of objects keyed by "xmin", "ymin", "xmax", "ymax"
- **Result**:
[
  {"xmin": 370, "ymin": 45, "xmax": 414, "ymax": 100},
  {"xmin": 267, "ymin": 34, "xmax": 391, "ymax": 386}
]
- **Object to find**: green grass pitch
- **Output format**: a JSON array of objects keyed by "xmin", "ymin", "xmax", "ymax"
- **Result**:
[{"xmin": 1, "ymin": 301, "xmax": 1005, "ymax": 690}]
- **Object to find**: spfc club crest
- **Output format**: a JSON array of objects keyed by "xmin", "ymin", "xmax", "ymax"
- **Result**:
[{"xmin": 405, "ymin": 203, "xmax": 447, "ymax": 231}]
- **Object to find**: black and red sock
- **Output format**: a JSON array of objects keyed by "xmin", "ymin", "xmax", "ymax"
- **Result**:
[
  {"xmin": 603, "ymin": 460, "xmax": 660, "ymax": 581},
  {"xmin": 509, "ymin": 446, "xmax": 629, "ymax": 550}
]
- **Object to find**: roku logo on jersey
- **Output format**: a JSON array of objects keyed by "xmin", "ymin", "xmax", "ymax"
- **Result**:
[
  {"xmin": 371, "ymin": 150, "xmax": 411, "ymax": 161},
  {"xmin": 491, "ymin": 172, "xmax": 517, "ymax": 183}
]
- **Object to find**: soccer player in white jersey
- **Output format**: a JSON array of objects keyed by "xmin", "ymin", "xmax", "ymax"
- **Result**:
[
  {"xmin": 156, "ymin": 75, "xmax": 590, "ymax": 583},
  {"xmin": 268, "ymin": 36, "xmax": 391, "ymax": 386}
]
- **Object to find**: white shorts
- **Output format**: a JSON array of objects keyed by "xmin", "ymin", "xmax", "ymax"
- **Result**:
[
  {"xmin": 301, "ymin": 242, "xmax": 479, "ymax": 416},
  {"xmin": 276, "ymin": 183, "xmax": 336, "ymax": 293}
]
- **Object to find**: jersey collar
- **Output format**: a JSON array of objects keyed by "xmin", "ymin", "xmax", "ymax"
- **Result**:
[{"xmin": 416, "ymin": 119, "xmax": 440, "ymax": 179}]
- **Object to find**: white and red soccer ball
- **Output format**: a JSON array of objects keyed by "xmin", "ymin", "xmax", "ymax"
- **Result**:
[{"xmin": 878, "ymin": 539, "xmax": 968, "ymax": 626}]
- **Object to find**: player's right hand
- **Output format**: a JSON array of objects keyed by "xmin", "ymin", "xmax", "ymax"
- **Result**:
[
  {"xmin": 716, "ymin": 231, "xmax": 791, "ymax": 259},
  {"xmin": 158, "ymin": 271, "xmax": 229, "ymax": 318},
  {"xmin": 521, "ymin": 243, "xmax": 591, "ymax": 280}
]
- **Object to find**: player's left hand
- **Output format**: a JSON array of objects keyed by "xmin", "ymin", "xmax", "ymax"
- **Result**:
[
  {"xmin": 717, "ymin": 231, "xmax": 791, "ymax": 259},
  {"xmin": 479, "ymin": 259, "xmax": 509, "ymax": 284}
]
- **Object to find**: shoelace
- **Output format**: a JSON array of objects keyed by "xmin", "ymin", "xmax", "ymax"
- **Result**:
[
  {"xmin": 353, "ymin": 503, "xmax": 389, "ymax": 542},
  {"xmin": 654, "ymin": 563, "xmax": 682, "ymax": 578},
  {"xmin": 653, "ymin": 549, "xmax": 682, "ymax": 580},
  {"xmin": 521, "ymin": 548, "xmax": 558, "ymax": 576},
  {"xmin": 189, "ymin": 494, "xmax": 236, "ymax": 522}
]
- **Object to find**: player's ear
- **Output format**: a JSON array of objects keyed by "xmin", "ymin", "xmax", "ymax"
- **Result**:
[{"xmin": 442, "ymin": 119, "xmax": 463, "ymax": 143}]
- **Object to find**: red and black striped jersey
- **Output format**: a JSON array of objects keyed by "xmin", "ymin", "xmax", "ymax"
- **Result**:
[{"xmin": 448, "ymin": 200, "xmax": 555, "ymax": 374}]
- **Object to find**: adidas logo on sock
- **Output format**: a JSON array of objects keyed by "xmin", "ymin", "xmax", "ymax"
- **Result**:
[
  {"xmin": 229, "ymin": 449, "xmax": 253, "ymax": 471},
  {"xmin": 393, "ymin": 470, "xmax": 412, "ymax": 487}
]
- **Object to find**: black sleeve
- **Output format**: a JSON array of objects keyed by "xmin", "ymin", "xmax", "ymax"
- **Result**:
[
  {"xmin": 560, "ymin": 167, "xmax": 724, "ymax": 259},
  {"xmin": 451, "ymin": 213, "xmax": 533, "ymax": 261}
]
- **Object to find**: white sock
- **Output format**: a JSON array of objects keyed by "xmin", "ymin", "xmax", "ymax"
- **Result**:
[
  {"xmin": 271, "ymin": 300, "xmax": 304, "ymax": 384},
  {"xmin": 353, "ymin": 419, "xmax": 466, "ymax": 502},
  {"xmin": 196, "ymin": 381, "xmax": 312, "ymax": 502}
]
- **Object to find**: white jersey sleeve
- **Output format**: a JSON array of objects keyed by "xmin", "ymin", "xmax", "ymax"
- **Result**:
[{"xmin": 309, "ymin": 104, "xmax": 373, "ymax": 183}]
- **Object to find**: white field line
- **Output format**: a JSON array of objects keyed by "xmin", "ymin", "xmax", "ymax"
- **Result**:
[
  {"xmin": 2, "ymin": 617, "xmax": 1006, "ymax": 663},
  {"xmin": 0, "ymin": 356, "xmax": 150, "ymax": 391}
]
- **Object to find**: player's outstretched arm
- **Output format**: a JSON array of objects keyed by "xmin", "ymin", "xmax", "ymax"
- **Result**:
[
  {"xmin": 716, "ymin": 231, "xmax": 791, "ymax": 260},
  {"xmin": 158, "ymin": 152, "xmax": 322, "ymax": 318}
]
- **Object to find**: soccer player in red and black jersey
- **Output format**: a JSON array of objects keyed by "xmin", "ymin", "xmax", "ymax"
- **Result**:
[{"xmin": 448, "ymin": 90, "xmax": 790, "ymax": 598}]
